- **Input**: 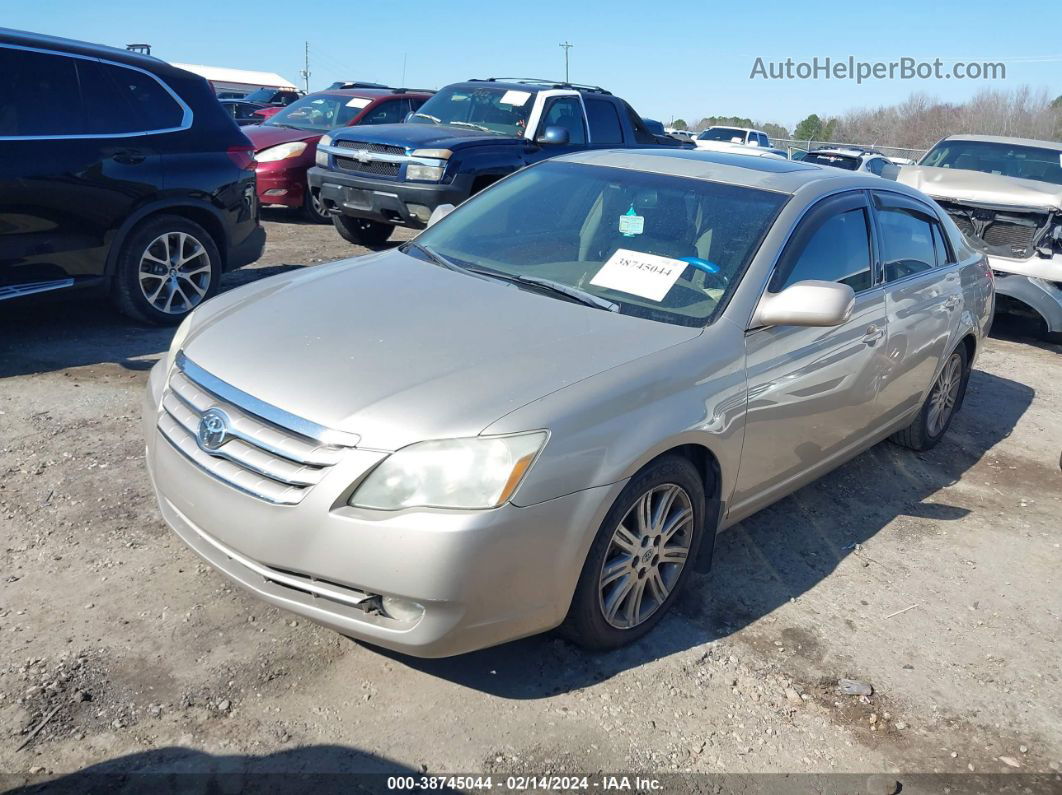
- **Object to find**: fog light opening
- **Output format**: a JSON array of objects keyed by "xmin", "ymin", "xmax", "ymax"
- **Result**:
[
  {"xmin": 407, "ymin": 204, "xmax": 431, "ymax": 223},
  {"xmin": 381, "ymin": 595, "xmax": 425, "ymax": 623}
]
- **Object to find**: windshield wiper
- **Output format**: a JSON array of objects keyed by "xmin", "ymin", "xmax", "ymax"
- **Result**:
[
  {"xmin": 401, "ymin": 241, "xmax": 469, "ymax": 273},
  {"xmin": 410, "ymin": 112, "xmax": 440, "ymax": 124},
  {"xmin": 448, "ymin": 121, "xmax": 492, "ymax": 132},
  {"xmin": 509, "ymin": 275, "xmax": 619, "ymax": 312}
]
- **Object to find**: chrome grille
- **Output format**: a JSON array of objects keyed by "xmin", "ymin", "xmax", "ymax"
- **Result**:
[
  {"xmin": 335, "ymin": 157, "xmax": 400, "ymax": 177},
  {"xmin": 157, "ymin": 356, "xmax": 356, "ymax": 504},
  {"xmin": 335, "ymin": 140, "xmax": 406, "ymax": 156}
]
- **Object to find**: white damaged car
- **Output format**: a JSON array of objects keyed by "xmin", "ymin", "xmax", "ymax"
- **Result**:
[{"xmin": 898, "ymin": 135, "xmax": 1062, "ymax": 342}]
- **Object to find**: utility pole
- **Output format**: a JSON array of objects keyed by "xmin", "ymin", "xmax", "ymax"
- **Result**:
[
  {"xmin": 300, "ymin": 41, "xmax": 310, "ymax": 93},
  {"xmin": 559, "ymin": 41, "xmax": 573, "ymax": 83}
]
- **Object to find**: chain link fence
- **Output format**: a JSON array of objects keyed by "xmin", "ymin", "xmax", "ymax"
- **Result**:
[{"xmin": 771, "ymin": 138, "xmax": 928, "ymax": 163}]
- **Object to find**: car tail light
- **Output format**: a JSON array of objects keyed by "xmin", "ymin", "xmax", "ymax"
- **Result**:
[{"xmin": 227, "ymin": 144, "xmax": 256, "ymax": 171}]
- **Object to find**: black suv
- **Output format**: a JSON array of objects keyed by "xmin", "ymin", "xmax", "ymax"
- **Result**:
[{"xmin": 0, "ymin": 28, "xmax": 265, "ymax": 324}]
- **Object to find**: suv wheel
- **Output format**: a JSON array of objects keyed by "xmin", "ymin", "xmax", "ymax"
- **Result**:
[
  {"xmin": 332, "ymin": 214, "xmax": 392, "ymax": 247},
  {"xmin": 112, "ymin": 215, "xmax": 221, "ymax": 325},
  {"xmin": 560, "ymin": 456, "xmax": 705, "ymax": 650},
  {"xmin": 890, "ymin": 344, "xmax": 969, "ymax": 451},
  {"xmin": 303, "ymin": 184, "xmax": 330, "ymax": 224}
]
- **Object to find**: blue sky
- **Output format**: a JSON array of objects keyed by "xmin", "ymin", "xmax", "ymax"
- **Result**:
[{"xmin": 6, "ymin": 0, "xmax": 1060, "ymax": 131}]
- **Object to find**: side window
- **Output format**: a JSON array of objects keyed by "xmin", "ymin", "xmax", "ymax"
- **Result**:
[
  {"xmin": 584, "ymin": 98, "xmax": 623, "ymax": 144},
  {"xmin": 361, "ymin": 99, "xmax": 406, "ymax": 126},
  {"xmin": 775, "ymin": 208, "xmax": 873, "ymax": 293},
  {"xmin": 0, "ymin": 47, "xmax": 82, "ymax": 136},
  {"xmin": 93, "ymin": 61, "xmax": 184, "ymax": 131},
  {"xmin": 409, "ymin": 97, "xmax": 428, "ymax": 114},
  {"xmin": 622, "ymin": 102, "xmax": 657, "ymax": 144},
  {"xmin": 539, "ymin": 97, "xmax": 586, "ymax": 144},
  {"xmin": 756, "ymin": 133, "xmax": 768, "ymax": 146},
  {"xmin": 878, "ymin": 206, "xmax": 938, "ymax": 282}
]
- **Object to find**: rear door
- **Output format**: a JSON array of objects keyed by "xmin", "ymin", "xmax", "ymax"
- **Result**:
[
  {"xmin": 870, "ymin": 190, "xmax": 963, "ymax": 426},
  {"xmin": 0, "ymin": 45, "xmax": 172, "ymax": 296},
  {"xmin": 732, "ymin": 191, "xmax": 892, "ymax": 518}
]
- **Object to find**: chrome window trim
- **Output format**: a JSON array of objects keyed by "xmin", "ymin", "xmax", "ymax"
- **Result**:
[
  {"xmin": 174, "ymin": 352, "xmax": 360, "ymax": 448},
  {"xmin": 0, "ymin": 42, "xmax": 193, "ymax": 141}
]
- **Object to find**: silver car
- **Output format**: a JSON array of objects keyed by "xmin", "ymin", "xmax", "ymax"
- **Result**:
[{"xmin": 143, "ymin": 150, "xmax": 993, "ymax": 657}]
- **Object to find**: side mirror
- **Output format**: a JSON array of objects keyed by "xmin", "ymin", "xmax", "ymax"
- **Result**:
[
  {"xmin": 536, "ymin": 125, "xmax": 570, "ymax": 146},
  {"xmin": 752, "ymin": 280, "xmax": 855, "ymax": 328},
  {"xmin": 426, "ymin": 203, "xmax": 455, "ymax": 228}
]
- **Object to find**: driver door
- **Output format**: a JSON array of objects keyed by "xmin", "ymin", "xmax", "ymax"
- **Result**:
[
  {"xmin": 729, "ymin": 191, "xmax": 892, "ymax": 520},
  {"xmin": 524, "ymin": 94, "xmax": 587, "ymax": 164}
]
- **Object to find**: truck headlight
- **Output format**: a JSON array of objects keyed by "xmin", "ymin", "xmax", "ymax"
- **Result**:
[
  {"xmin": 254, "ymin": 141, "xmax": 307, "ymax": 162},
  {"xmin": 349, "ymin": 432, "xmax": 548, "ymax": 510},
  {"xmin": 406, "ymin": 164, "xmax": 445, "ymax": 182},
  {"xmin": 315, "ymin": 148, "xmax": 329, "ymax": 167}
]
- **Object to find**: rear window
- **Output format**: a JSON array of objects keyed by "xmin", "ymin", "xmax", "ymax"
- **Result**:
[
  {"xmin": 697, "ymin": 128, "xmax": 746, "ymax": 143},
  {"xmin": 802, "ymin": 152, "xmax": 861, "ymax": 170}
]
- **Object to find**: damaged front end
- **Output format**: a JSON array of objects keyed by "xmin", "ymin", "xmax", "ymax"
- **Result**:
[{"xmin": 936, "ymin": 198, "xmax": 1062, "ymax": 278}]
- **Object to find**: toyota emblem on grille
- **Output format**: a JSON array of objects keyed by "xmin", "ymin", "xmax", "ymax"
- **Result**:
[{"xmin": 197, "ymin": 408, "xmax": 230, "ymax": 451}]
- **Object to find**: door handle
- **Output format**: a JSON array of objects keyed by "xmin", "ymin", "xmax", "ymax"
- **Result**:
[
  {"xmin": 112, "ymin": 149, "xmax": 147, "ymax": 165},
  {"xmin": 861, "ymin": 324, "xmax": 885, "ymax": 344}
]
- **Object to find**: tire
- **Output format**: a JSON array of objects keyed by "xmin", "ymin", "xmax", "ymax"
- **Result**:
[
  {"xmin": 332, "ymin": 214, "xmax": 393, "ymax": 246},
  {"xmin": 890, "ymin": 343, "xmax": 970, "ymax": 451},
  {"xmin": 303, "ymin": 184, "xmax": 330, "ymax": 224},
  {"xmin": 111, "ymin": 215, "xmax": 221, "ymax": 325},
  {"xmin": 560, "ymin": 456, "xmax": 706, "ymax": 650}
]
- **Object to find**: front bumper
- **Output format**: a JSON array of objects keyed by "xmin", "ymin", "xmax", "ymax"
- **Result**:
[
  {"xmin": 986, "ymin": 251, "xmax": 1062, "ymax": 282},
  {"xmin": 307, "ymin": 166, "xmax": 473, "ymax": 229},
  {"xmin": 142, "ymin": 361, "xmax": 616, "ymax": 657},
  {"xmin": 255, "ymin": 163, "xmax": 309, "ymax": 209},
  {"xmin": 226, "ymin": 223, "xmax": 266, "ymax": 272}
]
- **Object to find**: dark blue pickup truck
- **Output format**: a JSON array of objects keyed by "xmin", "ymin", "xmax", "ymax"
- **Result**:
[{"xmin": 307, "ymin": 78, "xmax": 688, "ymax": 245}]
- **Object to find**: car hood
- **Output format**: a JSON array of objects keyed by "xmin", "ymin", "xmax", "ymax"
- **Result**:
[
  {"xmin": 181, "ymin": 251, "xmax": 700, "ymax": 450},
  {"xmin": 244, "ymin": 124, "xmax": 320, "ymax": 150},
  {"xmin": 897, "ymin": 165, "xmax": 1062, "ymax": 211},
  {"xmin": 331, "ymin": 122, "xmax": 519, "ymax": 151}
]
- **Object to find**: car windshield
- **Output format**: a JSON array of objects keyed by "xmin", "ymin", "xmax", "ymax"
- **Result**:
[
  {"xmin": 265, "ymin": 94, "xmax": 364, "ymax": 131},
  {"xmin": 243, "ymin": 88, "xmax": 277, "ymax": 103},
  {"xmin": 698, "ymin": 128, "xmax": 746, "ymax": 143},
  {"xmin": 408, "ymin": 85, "xmax": 534, "ymax": 137},
  {"xmin": 802, "ymin": 152, "xmax": 860, "ymax": 170},
  {"xmin": 920, "ymin": 140, "xmax": 1062, "ymax": 186},
  {"xmin": 411, "ymin": 161, "xmax": 787, "ymax": 327}
]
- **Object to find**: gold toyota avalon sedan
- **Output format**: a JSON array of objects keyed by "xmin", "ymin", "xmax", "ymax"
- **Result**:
[{"xmin": 143, "ymin": 150, "xmax": 993, "ymax": 657}]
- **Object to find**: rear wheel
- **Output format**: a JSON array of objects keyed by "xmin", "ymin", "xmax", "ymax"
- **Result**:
[
  {"xmin": 332, "ymin": 214, "xmax": 392, "ymax": 246},
  {"xmin": 560, "ymin": 456, "xmax": 705, "ymax": 650},
  {"xmin": 112, "ymin": 215, "xmax": 221, "ymax": 325},
  {"xmin": 890, "ymin": 344, "xmax": 969, "ymax": 451},
  {"xmin": 303, "ymin": 184, "xmax": 330, "ymax": 224}
]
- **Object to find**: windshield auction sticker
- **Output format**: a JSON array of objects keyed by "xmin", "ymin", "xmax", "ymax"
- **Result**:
[
  {"xmin": 500, "ymin": 90, "xmax": 532, "ymax": 106},
  {"xmin": 590, "ymin": 249, "xmax": 685, "ymax": 301}
]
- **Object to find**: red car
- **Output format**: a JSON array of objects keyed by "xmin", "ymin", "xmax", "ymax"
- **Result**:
[{"xmin": 245, "ymin": 88, "xmax": 433, "ymax": 222}]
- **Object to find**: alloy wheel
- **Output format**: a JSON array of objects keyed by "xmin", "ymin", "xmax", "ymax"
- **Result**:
[
  {"xmin": 138, "ymin": 231, "xmax": 212, "ymax": 315},
  {"xmin": 927, "ymin": 352, "xmax": 963, "ymax": 436},
  {"xmin": 598, "ymin": 483, "xmax": 694, "ymax": 630}
]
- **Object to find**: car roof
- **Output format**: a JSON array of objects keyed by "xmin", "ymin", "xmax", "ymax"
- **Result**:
[
  {"xmin": 312, "ymin": 88, "xmax": 434, "ymax": 101},
  {"xmin": 0, "ymin": 27, "xmax": 187, "ymax": 79},
  {"xmin": 940, "ymin": 134, "xmax": 1062, "ymax": 152},
  {"xmin": 555, "ymin": 148, "xmax": 912, "ymax": 197},
  {"xmin": 807, "ymin": 149, "xmax": 867, "ymax": 157},
  {"xmin": 455, "ymin": 78, "xmax": 613, "ymax": 95}
]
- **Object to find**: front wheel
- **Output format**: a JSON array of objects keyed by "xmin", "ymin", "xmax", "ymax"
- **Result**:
[
  {"xmin": 890, "ymin": 344, "xmax": 969, "ymax": 451},
  {"xmin": 303, "ymin": 184, "xmax": 330, "ymax": 224},
  {"xmin": 332, "ymin": 214, "xmax": 393, "ymax": 246},
  {"xmin": 560, "ymin": 456, "xmax": 705, "ymax": 650}
]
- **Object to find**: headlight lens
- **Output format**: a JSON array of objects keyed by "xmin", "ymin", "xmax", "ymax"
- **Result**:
[
  {"xmin": 315, "ymin": 147, "xmax": 329, "ymax": 167},
  {"xmin": 254, "ymin": 141, "xmax": 308, "ymax": 162},
  {"xmin": 406, "ymin": 164, "xmax": 445, "ymax": 182},
  {"xmin": 319, "ymin": 134, "xmax": 332, "ymax": 147},
  {"xmin": 350, "ymin": 432, "xmax": 548, "ymax": 510}
]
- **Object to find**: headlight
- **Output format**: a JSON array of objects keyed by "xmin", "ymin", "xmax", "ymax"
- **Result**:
[
  {"xmin": 254, "ymin": 141, "xmax": 308, "ymax": 162},
  {"xmin": 319, "ymin": 134, "xmax": 332, "ymax": 147},
  {"xmin": 406, "ymin": 164, "xmax": 445, "ymax": 181},
  {"xmin": 410, "ymin": 148, "xmax": 451, "ymax": 159},
  {"xmin": 315, "ymin": 147, "xmax": 329, "ymax": 167},
  {"xmin": 349, "ymin": 432, "xmax": 548, "ymax": 510}
]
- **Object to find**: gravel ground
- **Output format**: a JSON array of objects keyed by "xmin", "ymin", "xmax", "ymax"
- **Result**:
[{"xmin": 1, "ymin": 213, "xmax": 1060, "ymax": 789}]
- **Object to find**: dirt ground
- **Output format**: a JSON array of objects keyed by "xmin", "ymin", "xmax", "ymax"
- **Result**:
[{"xmin": 1, "ymin": 211, "xmax": 1060, "ymax": 790}]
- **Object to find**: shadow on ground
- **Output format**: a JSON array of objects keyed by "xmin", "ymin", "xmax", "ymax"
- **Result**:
[
  {"xmin": 372, "ymin": 368, "xmax": 1033, "ymax": 699},
  {"xmin": 2, "ymin": 745, "xmax": 422, "ymax": 794},
  {"xmin": 0, "ymin": 265, "xmax": 304, "ymax": 378}
]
